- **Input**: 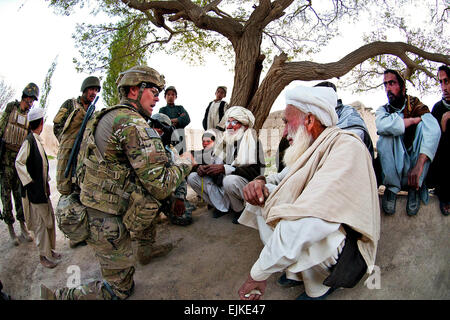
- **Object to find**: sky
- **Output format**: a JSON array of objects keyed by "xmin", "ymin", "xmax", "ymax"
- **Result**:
[{"xmin": 0, "ymin": 0, "xmax": 444, "ymax": 130}]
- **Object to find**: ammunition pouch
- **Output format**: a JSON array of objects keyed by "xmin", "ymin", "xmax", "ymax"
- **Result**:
[
  {"xmin": 123, "ymin": 190, "xmax": 160, "ymax": 233},
  {"xmin": 55, "ymin": 193, "xmax": 89, "ymax": 243}
]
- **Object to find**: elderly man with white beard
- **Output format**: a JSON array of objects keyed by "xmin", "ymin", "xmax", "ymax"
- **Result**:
[
  {"xmin": 237, "ymin": 85, "xmax": 380, "ymax": 300},
  {"xmin": 187, "ymin": 106, "xmax": 265, "ymax": 224}
]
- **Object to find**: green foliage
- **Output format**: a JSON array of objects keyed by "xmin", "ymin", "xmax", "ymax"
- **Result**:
[
  {"xmin": 0, "ymin": 79, "xmax": 15, "ymax": 111},
  {"xmin": 46, "ymin": 0, "xmax": 449, "ymax": 99},
  {"xmin": 39, "ymin": 56, "xmax": 58, "ymax": 120},
  {"xmin": 102, "ymin": 15, "xmax": 150, "ymax": 105}
]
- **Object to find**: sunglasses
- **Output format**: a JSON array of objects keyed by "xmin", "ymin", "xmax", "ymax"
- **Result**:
[{"xmin": 226, "ymin": 119, "xmax": 240, "ymax": 127}]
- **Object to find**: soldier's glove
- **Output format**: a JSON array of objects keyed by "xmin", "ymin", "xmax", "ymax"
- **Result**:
[{"xmin": 173, "ymin": 199, "xmax": 186, "ymax": 217}]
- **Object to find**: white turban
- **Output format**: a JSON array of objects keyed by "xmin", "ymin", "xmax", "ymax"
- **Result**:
[
  {"xmin": 27, "ymin": 107, "xmax": 45, "ymax": 122},
  {"xmin": 215, "ymin": 106, "xmax": 258, "ymax": 166},
  {"xmin": 224, "ymin": 106, "xmax": 255, "ymax": 128},
  {"xmin": 285, "ymin": 86, "xmax": 338, "ymax": 127}
]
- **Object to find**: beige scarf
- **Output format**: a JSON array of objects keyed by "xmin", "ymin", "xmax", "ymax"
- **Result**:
[{"xmin": 263, "ymin": 126, "xmax": 380, "ymax": 272}]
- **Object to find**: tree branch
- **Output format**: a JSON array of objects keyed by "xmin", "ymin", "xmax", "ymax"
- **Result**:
[{"xmin": 283, "ymin": 41, "xmax": 449, "ymax": 82}]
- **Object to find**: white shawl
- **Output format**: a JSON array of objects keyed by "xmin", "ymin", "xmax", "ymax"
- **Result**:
[{"xmin": 262, "ymin": 126, "xmax": 380, "ymax": 272}]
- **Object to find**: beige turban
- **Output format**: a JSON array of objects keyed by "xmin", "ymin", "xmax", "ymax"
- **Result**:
[
  {"xmin": 285, "ymin": 86, "xmax": 338, "ymax": 127},
  {"xmin": 224, "ymin": 106, "xmax": 255, "ymax": 128}
]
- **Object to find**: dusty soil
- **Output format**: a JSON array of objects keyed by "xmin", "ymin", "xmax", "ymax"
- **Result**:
[
  {"xmin": 1, "ymin": 160, "xmax": 448, "ymax": 301},
  {"xmin": 0, "ymin": 159, "xmax": 298, "ymax": 300}
]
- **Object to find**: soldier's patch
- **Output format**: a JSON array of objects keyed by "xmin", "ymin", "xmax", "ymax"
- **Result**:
[{"xmin": 145, "ymin": 128, "xmax": 161, "ymax": 139}]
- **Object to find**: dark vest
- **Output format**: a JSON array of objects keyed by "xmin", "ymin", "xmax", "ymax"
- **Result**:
[
  {"xmin": 22, "ymin": 133, "xmax": 48, "ymax": 204},
  {"xmin": 202, "ymin": 101, "xmax": 226, "ymax": 130}
]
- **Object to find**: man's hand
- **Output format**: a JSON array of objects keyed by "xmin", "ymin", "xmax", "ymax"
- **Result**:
[
  {"xmin": 173, "ymin": 199, "xmax": 185, "ymax": 216},
  {"xmin": 408, "ymin": 153, "xmax": 429, "ymax": 190},
  {"xmin": 197, "ymin": 165, "xmax": 208, "ymax": 177},
  {"xmin": 243, "ymin": 179, "xmax": 269, "ymax": 207},
  {"xmin": 204, "ymin": 164, "xmax": 225, "ymax": 176},
  {"xmin": 404, "ymin": 117, "xmax": 421, "ymax": 128},
  {"xmin": 238, "ymin": 274, "xmax": 266, "ymax": 300},
  {"xmin": 171, "ymin": 118, "xmax": 179, "ymax": 126},
  {"xmin": 441, "ymin": 111, "xmax": 450, "ymax": 132}
]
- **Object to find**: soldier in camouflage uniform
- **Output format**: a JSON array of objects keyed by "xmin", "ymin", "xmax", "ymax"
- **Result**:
[
  {"xmin": 150, "ymin": 113, "xmax": 194, "ymax": 226},
  {"xmin": 53, "ymin": 76, "xmax": 101, "ymax": 249},
  {"xmin": 0, "ymin": 83, "xmax": 38, "ymax": 246},
  {"xmin": 53, "ymin": 76, "xmax": 101, "ymax": 140},
  {"xmin": 41, "ymin": 65, "xmax": 192, "ymax": 300}
]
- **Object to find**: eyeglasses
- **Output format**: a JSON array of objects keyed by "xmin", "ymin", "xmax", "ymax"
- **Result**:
[
  {"xmin": 226, "ymin": 119, "xmax": 239, "ymax": 127},
  {"xmin": 148, "ymin": 87, "xmax": 160, "ymax": 97},
  {"xmin": 141, "ymin": 82, "xmax": 160, "ymax": 97}
]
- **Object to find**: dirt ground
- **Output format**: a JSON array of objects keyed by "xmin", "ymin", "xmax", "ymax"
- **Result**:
[
  {"xmin": 0, "ymin": 159, "xmax": 299, "ymax": 300},
  {"xmin": 0, "ymin": 159, "xmax": 448, "ymax": 301}
]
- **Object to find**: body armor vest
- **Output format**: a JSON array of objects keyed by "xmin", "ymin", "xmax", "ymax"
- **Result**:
[
  {"xmin": 77, "ymin": 105, "xmax": 148, "ymax": 216},
  {"xmin": 4, "ymin": 106, "xmax": 29, "ymax": 152}
]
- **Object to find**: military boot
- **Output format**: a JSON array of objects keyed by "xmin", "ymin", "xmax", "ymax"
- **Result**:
[
  {"xmin": 19, "ymin": 221, "xmax": 33, "ymax": 242},
  {"xmin": 7, "ymin": 224, "xmax": 19, "ymax": 246},
  {"xmin": 40, "ymin": 284, "xmax": 56, "ymax": 300},
  {"xmin": 69, "ymin": 239, "xmax": 88, "ymax": 249},
  {"xmin": 137, "ymin": 242, "xmax": 174, "ymax": 265}
]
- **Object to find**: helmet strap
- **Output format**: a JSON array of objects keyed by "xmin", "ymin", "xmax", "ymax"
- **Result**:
[{"xmin": 120, "ymin": 83, "xmax": 151, "ymax": 120}]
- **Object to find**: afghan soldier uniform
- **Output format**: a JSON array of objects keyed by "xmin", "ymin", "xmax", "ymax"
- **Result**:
[
  {"xmin": 53, "ymin": 98, "xmax": 86, "ymax": 194},
  {"xmin": 0, "ymin": 100, "xmax": 28, "ymax": 225},
  {"xmin": 0, "ymin": 83, "xmax": 38, "ymax": 244}
]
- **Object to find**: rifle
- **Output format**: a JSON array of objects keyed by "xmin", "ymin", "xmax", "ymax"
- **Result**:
[{"xmin": 64, "ymin": 96, "xmax": 99, "ymax": 178}]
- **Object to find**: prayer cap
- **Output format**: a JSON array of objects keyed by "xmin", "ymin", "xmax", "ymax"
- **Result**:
[
  {"xmin": 225, "ymin": 106, "xmax": 255, "ymax": 128},
  {"xmin": 285, "ymin": 85, "xmax": 338, "ymax": 127},
  {"xmin": 27, "ymin": 107, "xmax": 45, "ymax": 122},
  {"xmin": 217, "ymin": 86, "xmax": 227, "ymax": 94},
  {"xmin": 202, "ymin": 129, "xmax": 216, "ymax": 140}
]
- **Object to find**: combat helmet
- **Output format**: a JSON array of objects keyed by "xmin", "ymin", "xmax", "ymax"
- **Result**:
[
  {"xmin": 81, "ymin": 76, "xmax": 101, "ymax": 93},
  {"xmin": 150, "ymin": 112, "xmax": 175, "ymax": 146},
  {"xmin": 151, "ymin": 113, "xmax": 171, "ymax": 127},
  {"xmin": 116, "ymin": 65, "xmax": 165, "ymax": 93},
  {"xmin": 22, "ymin": 83, "xmax": 39, "ymax": 101},
  {"xmin": 116, "ymin": 65, "xmax": 165, "ymax": 119}
]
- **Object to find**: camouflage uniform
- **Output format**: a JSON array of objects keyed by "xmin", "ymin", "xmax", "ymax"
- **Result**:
[
  {"xmin": 0, "ymin": 101, "xmax": 29, "ymax": 225},
  {"xmin": 53, "ymin": 97, "xmax": 86, "ymax": 195},
  {"xmin": 53, "ymin": 97, "xmax": 84, "ymax": 142},
  {"xmin": 51, "ymin": 66, "xmax": 192, "ymax": 300},
  {"xmin": 53, "ymin": 76, "xmax": 101, "ymax": 142}
]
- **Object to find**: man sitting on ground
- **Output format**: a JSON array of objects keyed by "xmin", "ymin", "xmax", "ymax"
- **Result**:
[
  {"xmin": 188, "ymin": 106, "xmax": 265, "ymax": 224},
  {"xmin": 238, "ymin": 85, "xmax": 380, "ymax": 300}
]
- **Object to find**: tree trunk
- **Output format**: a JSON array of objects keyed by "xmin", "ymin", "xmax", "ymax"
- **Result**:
[
  {"xmin": 229, "ymin": 31, "xmax": 263, "ymax": 109},
  {"xmin": 248, "ymin": 53, "xmax": 290, "ymax": 130}
]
